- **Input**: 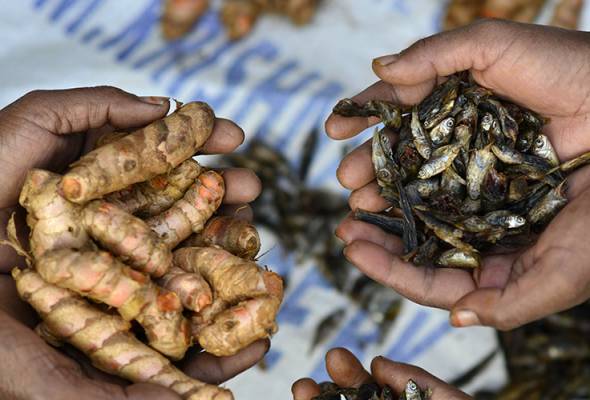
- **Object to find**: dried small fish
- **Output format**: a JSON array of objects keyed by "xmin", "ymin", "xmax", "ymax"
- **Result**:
[
  {"xmin": 353, "ymin": 209, "xmax": 405, "ymax": 237},
  {"xmin": 436, "ymin": 248, "xmax": 481, "ymax": 268},
  {"xmin": 419, "ymin": 76, "xmax": 460, "ymax": 129},
  {"xmin": 467, "ymin": 144, "xmax": 496, "ymax": 200},
  {"xmin": 333, "ymin": 98, "xmax": 402, "ymax": 129},
  {"xmin": 429, "ymin": 117, "xmax": 455, "ymax": 147},
  {"xmin": 372, "ymin": 129, "xmax": 398, "ymax": 189},
  {"xmin": 531, "ymin": 134, "xmax": 559, "ymax": 167},
  {"xmin": 417, "ymin": 143, "xmax": 462, "ymax": 179},
  {"xmin": 481, "ymin": 99, "xmax": 519, "ymax": 142},
  {"xmin": 309, "ymin": 308, "xmax": 346, "ymax": 354},
  {"xmin": 491, "ymin": 143, "xmax": 525, "ymax": 165},
  {"xmin": 527, "ymin": 180, "xmax": 568, "ymax": 225},
  {"xmin": 410, "ymin": 107, "xmax": 432, "ymax": 159},
  {"xmin": 333, "ymin": 73, "xmax": 577, "ymax": 273},
  {"xmin": 405, "ymin": 178, "xmax": 440, "ymax": 199}
]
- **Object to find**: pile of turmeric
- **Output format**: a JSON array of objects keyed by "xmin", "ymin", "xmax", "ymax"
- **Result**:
[
  {"xmin": 5, "ymin": 101, "xmax": 283, "ymax": 400},
  {"xmin": 444, "ymin": 0, "xmax": 583, "ymax": 31},
  {"xmin": 161, "ymin": 0, "xmax": 320, "ymax": 41}
]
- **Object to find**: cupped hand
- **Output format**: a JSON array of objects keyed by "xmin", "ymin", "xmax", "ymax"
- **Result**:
[
  {"xmin": 291, "ymin": 348, "xmax": 470, "ymax": 400},
  {"xmin": 330, "ymin": 20, "xmax": 590, "ymax": 330},
  {"xmin": 0, "ymin": 87, "xmax": 265, "ymax": 399}
]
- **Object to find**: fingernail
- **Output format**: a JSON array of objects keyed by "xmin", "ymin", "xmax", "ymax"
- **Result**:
[
  {"xmin": 342, "ymin": 246, "xmax": 350, "ymax": 260},
  {"xmin": 139, "ymin": 96, "xmax": 169, "ymax": 105},
  {"xmin": 373, "ymin": 54, "xmax": 399, "ymax": 67},
  {"xmin": 450, "ymin": 310, "xmax": 481, "ymax": 327}
]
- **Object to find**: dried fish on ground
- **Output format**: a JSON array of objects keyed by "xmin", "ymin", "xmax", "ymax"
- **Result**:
[
  {"xmin": 312, "ymin": 380, "xmax": 430, "ymax": 400},
  {"xmin": 334, "ymin": 73, "xmax": 590, "ymax": 269},
  {"xmin": 222, "ymin": 133, "xmax": 402, "ymax": 350}
]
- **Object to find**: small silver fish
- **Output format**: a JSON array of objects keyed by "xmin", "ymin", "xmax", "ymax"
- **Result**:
[
  {"xmin": 532, "ymin": 134, "xmax": 559, "ymax": 167},
  {"xmin": 405, "ymin": 178, "xmax": 440, "ymax": 199},
  {"xmin": 404, "ymin": 380, "xmax": 423, "ymax": 400},
  {"xmin": 437, "ymin": 248, "xmax": 481, "ymax": 269},
  {"xmin": 527, "ymin": 180, "xmax": 568, "ymax": 225},
  {"xmin": 491, "ymin": 143, "xmax": 525, "ymax": 165},
  {"xmin": 466, "ymin": 144, "xmax": 496, "ymax": 200},
  {"xmin": 417, "ymin": 143, "xmax": 462, "ymax": 179},
  {"xmin": 372, "ymin": 128, "xmax": 397, "ymax": 189},
  {"xmin": 429, "ymin": 117, "xmax": 455, "ymax": 147},
  {"xmin": 411, "ymin": 107, "xmax": 432, "ymax": 159},
  {"xmin": 484, "ymin": 210, "xmax": 527, "ymax": 229}
]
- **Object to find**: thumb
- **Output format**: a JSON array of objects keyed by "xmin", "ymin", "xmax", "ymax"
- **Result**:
[
  {"xmin": 10, "ymin": 86, "xmax": 170, "ymax": 134},
  {"xmin": 371, "ymin": 19, "xmax": 516, "ymax": 86}
]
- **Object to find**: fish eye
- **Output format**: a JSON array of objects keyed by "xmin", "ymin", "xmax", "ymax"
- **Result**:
[
  {"xmin": 446, "ymin": 119, "xmax": 454, "ymax": 127},
  {"xmin": 534, "ymin": 137, "xmax": 544, "ymax": 147}
]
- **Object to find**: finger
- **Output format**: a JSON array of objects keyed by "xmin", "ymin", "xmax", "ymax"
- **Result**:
[
  {"xmin": 371, "ymin": 20, "xmax": 515, "ymax": 86},
  {"xmin": 220, "ymin": 168, "xmax": 262, "ymax": 204},
  {"xmin": 349, "ymin": 182, "xmax": 390, "ymax": 212},
  {"xmin": 0, "ymin": 310, "xmax": 181, "ymax": 400},
  {"xmin": 182, "ymin": 339, "xmax": 269, "ymax": 384},
  {"xmin": 335, "ymin": 214, "xmax": 403, "ymax": 253},
  {"xmin": 326, "ymin": 80, "xmax": 434, "ymax": 140},
  {"xmin": 291, "ymin": 378, "xmax": 321, "ymax": 400},
  {"xmin": 199, "ymin": 118, "xmax": 245, "ymax": 154},
  {"xmin": 325, "ymin": 348, "xmax": 372, "ymax": 388},
  {"xmin": 0, "ymin": 274, "xmax": 37, "ymax": 326},
  {"xmin": 343, "ymin": 240, "xmax": 474, "ymax": 309},
  {"xmin": 217, "ymin": 204, "xmax": 254, "ymax": 222},
  {"xmin": 371, "ymin": 356, "xmax": 470, "ymax": 400},
  {"xmin": 450, "ymin": 249, "xmax": 585, "ymax": 331},
  {"xmin": 337, "ymin": 140, "xmax": 374, "ymax": 190},
  {"xmin": 12, "ymin": 87, "xmax": 170, "ymax": 134}
]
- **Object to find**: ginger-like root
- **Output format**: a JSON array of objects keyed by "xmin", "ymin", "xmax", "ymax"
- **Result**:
[
  {"xmin": 199, "ymin": 296, "xmax": 280, "ymax": 357},
  {"xmin": 158, "ymin": 266, "xmax": 213, "ymax": 312},
  {"xmin": 19, "ymin": 169, "xmax": 88, "ymax": 258},
  {"xmin": 221, "ymin": 0, "xmax": 318, "ymax": 40},
  {"xmin": 481, "ymin": 0, "xmax": 545, "ymax": 22},
  {"xmin": 174, "ymin": 246, "xmax": 283, "ymax": 356},
  {"xmin": 35, "ymin": 248, "xmax": 191, "ymax": 360},
  {"xmin": 148, "ymin": 170, "xmax": 225, "ymax": 248},
  {"xmin": 191, "ymin": 297, "xmax": 229, "ymax": 337},
  {"xmin": 443, "ymin": 0, "xmax": 484, "ymax": 30},
  {"xmin": 106, "ymin": 159, "xmax": 202, "ymax": 218},
  {"xmin": 95, "ymin": 130, "xmax": 129, "ymax": 148},
  {"xmin": 83, "ymin": 200, "xmax": 173, "ymax": 277},
  {"xmin": 162, "ymin": 0, "xmax": 210, "ymax": 40},
  {"xmin": 60, "ymin": 102, "xmax": 214, "ymax": 204},
  {"xmin": 551, "ymin": 0, "xmax": 583, "ymax": 29},
  {"xmin": 182, "ymin": 216, "xmax": 260, "ymax": 259},
  {"xmin": 221, "ymin": 0, "xmax": 261, "ymax": 40},
  {"xmin": 13, "ymin": 269, "xmax": 232, "ymax": 400}
]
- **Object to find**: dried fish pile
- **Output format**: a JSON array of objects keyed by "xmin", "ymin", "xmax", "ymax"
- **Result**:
[
  {"xmin": 312, "ymin": 380, "xmax": 430, "ymax": 400},
  {"xmin": 333, "ymin": 73, "xmax": 590, "ymax": 269},
  {"xmin": 443, "ymin": 0, "xmax": 584, "ymax": 31},
  {"xmin": 222, "ymin": 135, "xmax": 402, "ymax": 349},
  {"xmin": 474, "ymin": 301, "xmax": 590, "ymax": 399}
]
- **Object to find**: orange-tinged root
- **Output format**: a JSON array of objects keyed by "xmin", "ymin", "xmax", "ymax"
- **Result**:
[
  {"xmin": 13, "ymin": 268, "xmax": 232, "ymax": 400},
  {"xmin": 158, "ymin": 266, "xmax": 213, "ymax": 312},
  {"xmin": 82, "ymin": 200, "xmax": 172, "ymax": 277},
  {"xmin": 174, "ymin": 246, "xmax": 283, "ymax": 303},
  {"xmin": 198, "ymin": 296, "xmax": 280, "ymax": 356},
  {"xmin": 148, "ymin": 171, "xmax": 224, "ymax": 248},
  {"xmin": 60, "ymin": 102, "xmax": 214, "ymax": 204},
  {"xmin": 182, "ymin": 216, "xmax": 260, "ymax": 259},
  {"xmin": 106, "ymin": 159, "xmax": 202, "ymax": 218},
  {"xmin": 162, "ymin": 0, "xmax": 210, "ymax": 40},
  {"xmin": 35, "ymin": 249, "xmax": 190, "ymax": 359},
  {"xmin": 19, "ymin": 169, "xmax": 88, "ymax": 258}
]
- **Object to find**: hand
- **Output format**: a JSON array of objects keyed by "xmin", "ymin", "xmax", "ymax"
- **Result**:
[
  {"xmin": 330, "ymin": 19, "xmax": 590, "ymax": 330},
  {"xmin": 0, "ymin": 87, "xmax": 265, "ymax": 399},
  {"xmin": 291, "ymin": 348, "xmax": 470, "ymax": 400}
]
